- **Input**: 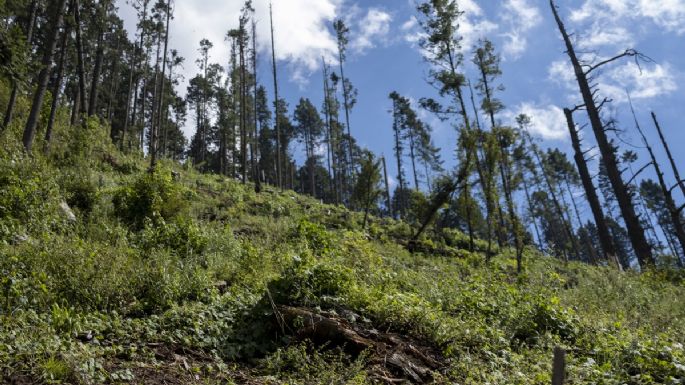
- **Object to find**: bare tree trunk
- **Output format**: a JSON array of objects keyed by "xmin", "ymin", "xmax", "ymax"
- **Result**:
[
  {"xmin": 521, "ymin": 166, "xmax": 544, "ymax": 250},
  {"xmin": 151, "ymin": 0, "xmax": 172, "ymax": 170},
  {"xmin": 252, "ymin": 19, "xmax": 261, "ymax": 193},
  {"xmin": 106, "ymin": 35, "xmax": 122, "ymax": 123},
  {"xmin": 564, "ymin": 108, "xmax": 620, "ymax": 268},
  {"xmin": 73, "ymin": 0, "xmax": 87, "ymax": 122},
  {"xmin": 22, "ymin": 0, "xmax": 68, "ymax": 151},
  {"xmin": 551, "ymin": 0, "xmax": 654, "ymax": 268},
  {"xmin": 633, "ymin": 107, "xmax": 685, "ymax": 266},
  {"xmin": 88, "ymin": 35, "xmax": 104, "ymax": 117},
  {"xmin": 125, "ymin": 1, "xmax": 148, "ymax": 149},
  {"xmin": 651, "ymin": 112, "xmax": 685, "ymax": 200},
  {"xmin": 409, "ymin": 130, "xmax": 419, "ymax": 191},
  {"xmin": 45, "ymin": 20, "xmax": 72, "ymax": 152},
  {"xmin": 392, "ymin": 99, "xmax": 405, "ymax": 219},
  {"xmin": 323, "ymin": 59, "xmax": 339, "ymax": 204},
  {"xmin": 382, "ymin": 156, "xmax": 392, "ymax": 218},
  {"xmin": 88, "ymin": 2, "xmax": 108, "ymax": 117},
  {"xmin": 269, "ymin": 2, "xmax": 282, "ymax": 189},
  {"xmin": 70, "ymin": 87, "xmax": 80, "ymax": 126},
  {"xmin": 338, "ymin": 43, "xmax": 353, "ymax": 180}
]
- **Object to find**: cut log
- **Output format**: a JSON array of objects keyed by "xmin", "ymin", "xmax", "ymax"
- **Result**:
[{"xmin": 277, "ymin": 306, "xmax": 444, "ymax": 384}]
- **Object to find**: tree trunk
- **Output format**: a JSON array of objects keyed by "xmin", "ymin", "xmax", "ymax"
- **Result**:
[
  {"xmin": 22, "ymin": 0, "xmax": 68, "ymax": 152},
  {"xmin": 70, "ymin": 87, "xmax": 80, "ymax": 126},
  {"xmin": 44, "ymin": 20, "xmax": 72, "ymax": 152},
  {"xmin": 73, "ymin": 0, "xmax": 87, "ymax": 122},
  {"xmin": 382, "ymin": 156, "xmax": 392, "ymax": 218},
  {"xmin": 2, "ymin": 0, "xmax": 39, "ymax": 129},
  {"xmin": 252, "ymin": 20, "xmax": 261, "ymax": 193},
  {"xmin": 392, "ymin": 99, "xmax": 405, "ymax": 219},
  {"xmin": 551, "ymin": 0, "xmax": 655, "ymax": 268},
  {"xmin": 564, "ymin": 108, "xmax": 620, "ymax": 267},
  {"xmin": 521, "ymin": 166, "xmax": 544, "ymax": 250},
  {"xmin": 338, "ymin": 47, "xmax": 353, "ymax": 173},
  {"xmin": 88, "ymin": 2, "xmax": 108, "ymax": 118},
  {"xmin": 409, "ymin": 130, "xmax": 419, "ymax": 191},
  {"xmin": 651, "ymin": 112, "xmax": 685, "ymax": 200},
  {"xmin": 634, "ymin": 110, "xmax": 685, "ymax": 266},
  {"xmin": 151, "ymin": 0, "xmax": 172, "ymax": 170},
  {"xmin": 269, "ymin": 3, "xmax": 282, "ymax": 189}
]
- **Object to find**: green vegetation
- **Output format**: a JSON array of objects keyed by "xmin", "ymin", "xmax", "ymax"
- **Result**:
[{"xmin": 0, "ymin": 115, "xmax": 684, "ymax": 384}]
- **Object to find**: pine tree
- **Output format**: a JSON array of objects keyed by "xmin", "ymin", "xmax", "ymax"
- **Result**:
[
  {"xmin": 294, "ymin": 98, "xmax": 324, "ymax": 197},
  {"xmin": 22, "ymin": 0, "xmax": 68, "ymax": 152},
  {"xmin": 351, "ymin": 151, "xmax": 382, "ymax": 229}
]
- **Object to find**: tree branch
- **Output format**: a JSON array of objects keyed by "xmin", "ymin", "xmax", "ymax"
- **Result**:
[
  {"xmin": 626, "ymin": 161, "xmax": 652, "ymax": 186},
  {"xmin": 585, "ymin": 49, "xmax": 641, "ymax": 75},
  {"xmin": 670, "ymin": 180, "xmax": 685, "ymax": 193}
]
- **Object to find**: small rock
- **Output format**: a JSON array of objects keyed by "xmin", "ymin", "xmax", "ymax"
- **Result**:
[
  {"xmin": 76, "ymin": 331, "xmax": 93, "ymax": 342},
  {"xmin": 59, "ymin": 201, "xmax": 77, "ymax": 222},
  {"xmin": 11, "ymin": 233, "xmax": 29, "ymax": 245}
]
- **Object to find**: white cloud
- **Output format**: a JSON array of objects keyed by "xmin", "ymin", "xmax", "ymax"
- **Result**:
[
  {"xmin": 118, "ymin": 0, "xmax": 342, "ymax": 94},
  {"xmin": 579, "ymin": 25, "xmax": 634, "ymax": 49},
  {"xmin": 570, "ymin": 0, "xmax": 685, "ymax": 35},
  {"xmin": 401, "ymin": 16, "xmax": 417, "ymax": 31},
  {"xmin": 601, "ymin": 62, "xmax": 678, "ymax": 103},
  {"xmin": 500, "ymin": 0, "xmax": 542, "ymax": 59},
  {"xmin": 351, "ymin": 8, "xmax": 392, "ymax": 53},
  {"xmin": 547, "ymin": 60, "xmax": 575, "ymax": 85},
  {"xmin": 458, "ymin": 0, "xmax": 498, "ymax": 50},
  {"xmin": 504, "ymin": 103, "xmax": 568, "ymax": 140}
]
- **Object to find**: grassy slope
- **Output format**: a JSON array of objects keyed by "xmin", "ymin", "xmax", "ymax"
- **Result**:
[{"xmin": 0, "ymin": 94, "xmax": 684, "ymax": 384}]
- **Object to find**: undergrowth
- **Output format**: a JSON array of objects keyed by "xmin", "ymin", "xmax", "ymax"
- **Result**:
[{"xmin": 0, "ymin": 109, "xmax": 683, "ymax": 384}]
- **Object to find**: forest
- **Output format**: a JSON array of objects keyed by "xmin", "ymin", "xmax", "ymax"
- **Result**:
[{"xmin": 0, "ymin": 0, "xmax": 684, "ymax": 384}]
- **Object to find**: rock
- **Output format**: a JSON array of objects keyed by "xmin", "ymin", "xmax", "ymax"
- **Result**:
[
  {"xmin": 11, "ymin": 233, "xmax": 29, "ymax": 245},
  {"xmin": 60, "ymin": 201, "xmax": 77, "ymax": 222}
]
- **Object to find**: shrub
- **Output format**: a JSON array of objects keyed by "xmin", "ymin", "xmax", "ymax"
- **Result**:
[
  {"xmin": 0, "ymin": 153, "xmax": 60, "ymax": 241},
  {"xmin": 269, "ymin": 255, "xmax": 355, "ymax": 307},
  {"xmin": 138, "ymin": 216, "xmax": 208, "ymax": 258},
  {"xmin": 292, "ymin": 220, "xmax": 334, "ymax": 257},
  {"xmin": 61, "ymin": 170, "xmax": 98, "ymax": 216},
  {"xmin": 112, "ymin": 168, "xmax": 189, "ymax": 229}
]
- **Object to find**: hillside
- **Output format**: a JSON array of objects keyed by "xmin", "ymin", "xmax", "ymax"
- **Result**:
[{"xmin": 0, "ymin": 116, "xmax": 683, "ymax": 385}]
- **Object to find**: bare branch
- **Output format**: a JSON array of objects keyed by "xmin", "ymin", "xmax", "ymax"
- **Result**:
[
  {"xmin": 569, "ymin": 104, "xmax": 585, "ymax": 113},
  {"xmin": 670, "ymin": 180, "xmax": 685, "ymax": 193},
  {"xmin": 585, "ymin": 49, "xmax": 645, "ymax": 75},
  {"xmin": 626, "ymin": 161, "xmax": 652, "ymax": 186}
]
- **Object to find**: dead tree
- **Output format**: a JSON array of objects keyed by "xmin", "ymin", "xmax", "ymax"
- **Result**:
[
  {"xmin": 651, "ymin": 112, "xmax": 685, "ymax": 200},
  {"xmin": 564, "ymin": 108, "xmax": 621, "ymax": 268},
  {"xmin": 550, "ymin": 0, "xmax": 655, "ymax": 268},
  {"xmin": 630, "ymin": 102, "xmax": 685, "ymax": 265},
  {"xmin": 269, "ymin": 2, "xmax": 282, "ymax": 189}
]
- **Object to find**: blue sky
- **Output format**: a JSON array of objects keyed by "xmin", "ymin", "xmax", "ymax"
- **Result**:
[{"xmin": 117, "ymin": 0, "xmax": 685, "ymax": 203}]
